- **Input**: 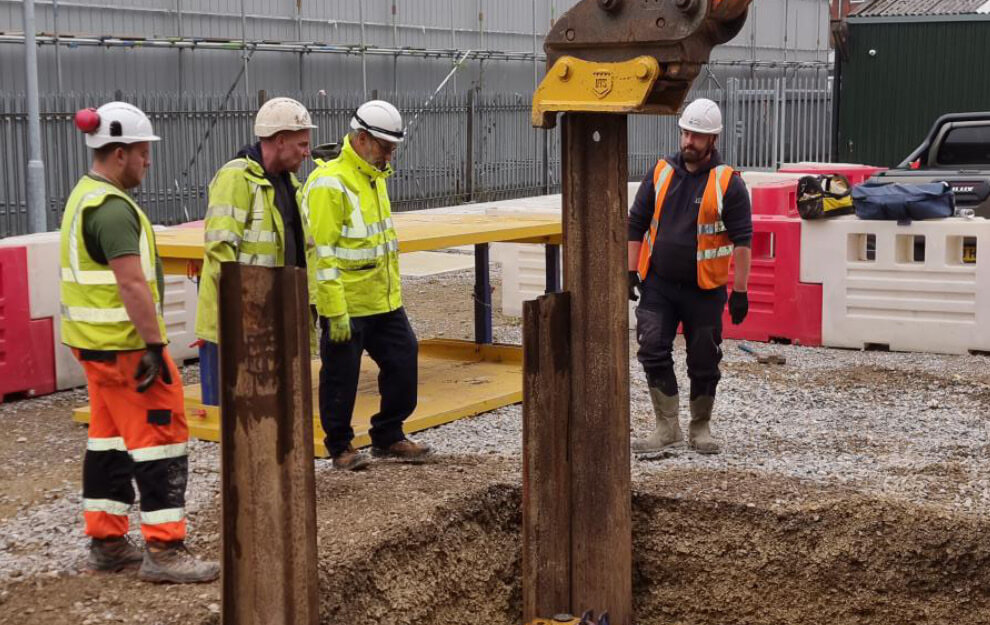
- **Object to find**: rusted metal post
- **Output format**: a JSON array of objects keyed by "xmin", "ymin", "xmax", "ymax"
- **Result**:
[
  {"xmin": 562, "ymin": 112, "xmax": 632, "ymax": 625},
  {"xmin": 522, "ymin": 292, "xmax": 572, "ymax": 622},
  {"xmin": 219, "ymin": 263, "xmax": 319, "ymax": 625}
]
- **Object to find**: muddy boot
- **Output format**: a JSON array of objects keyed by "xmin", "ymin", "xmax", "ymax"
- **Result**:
[
  {"xmin": 138, "ymin": 541, "xmax": 220, "ymax": 584},
  {"xmin": 371, "ymin": 439, "xmax": 432, "ymax": 461},
  {"xmin": 332, "ymin": 445, "xmax": 370, "ymax": 471},
  {"xmin": 88, "ymin": 536, "xmax": 144, "ymax": 572},
  {"xmin": 688, "ymin": 395, "xmax": 720, "ymax": 455},
  {"xmin": 632, "ymin": 389, "xmax": 683, "ymax": 455}
]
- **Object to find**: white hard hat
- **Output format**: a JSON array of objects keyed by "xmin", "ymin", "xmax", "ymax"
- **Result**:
[
  {"xmin": 351, "ymin": 100, "xmax": 404, "ymax": 143},
  {"xmin": 254, "ymin": 97, "xmax": 317, "ymax": 138},
  {"xmin": 678, "ymin": 98, "xmax": 723, "ymax": 135},
  {"xmin": 79, "ymin": 102, "xmax": 160, "ymax": 149}
]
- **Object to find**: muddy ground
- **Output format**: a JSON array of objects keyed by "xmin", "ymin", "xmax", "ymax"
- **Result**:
[{"xmin": 1, "ymin": 269, "xmax": 988, "ymax": 625}]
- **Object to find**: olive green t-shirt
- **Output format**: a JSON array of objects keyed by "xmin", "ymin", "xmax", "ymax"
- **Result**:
[{"xmin": 81, "ymin": 174, "xmax": 165, "ymax": 299}]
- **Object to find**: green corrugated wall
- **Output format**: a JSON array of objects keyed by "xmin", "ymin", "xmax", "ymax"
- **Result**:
[{"xmin": 838, "ymin": 19, "xmax": 990, "ymax": 167}]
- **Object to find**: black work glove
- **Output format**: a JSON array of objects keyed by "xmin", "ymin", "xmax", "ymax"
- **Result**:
[
  {"xmin": 135, "ymin": 343, "xmax": 172, "ymax": 393},
  {"xmin": 628, "ymin": 271, "xmax": 642, "ymax": 302},
  {"xmin": 729, "ymin": 290, "xmax": 749, "ymax": 325}
]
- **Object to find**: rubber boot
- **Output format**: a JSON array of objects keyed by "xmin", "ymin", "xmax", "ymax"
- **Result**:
[
  {"xmin": 632, "ymin": 389, "xmax": 683, "ymax": 455},
  {"xmin": 688, "ymin": 395, "xmax": 720, "ymax": 455}
]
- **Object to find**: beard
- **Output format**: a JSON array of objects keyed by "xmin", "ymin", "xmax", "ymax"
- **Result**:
[{"xmin": 681, "ymin": 143, "xmax": 712, "ymax": 165}]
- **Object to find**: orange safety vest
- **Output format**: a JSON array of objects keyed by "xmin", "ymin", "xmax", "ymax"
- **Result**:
[{"xmin": 637, "ymin": 159, "xmax": 736, "ymax": 290}]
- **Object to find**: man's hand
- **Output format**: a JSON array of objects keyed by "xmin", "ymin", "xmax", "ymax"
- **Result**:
[
  {"xmin": 628, "ymin": 271, "xmax": 642, "ymax": 302},
  {"xmin": 328, "ymin": 313, "xmax": 352, "ymax": 343},
  {"xmin": 135, "ymin": 343, "xmax": 172, "ymax": 392},
  {"xmin": 729, "ymin": 290, "xmax": 749, "ymax": 325}
]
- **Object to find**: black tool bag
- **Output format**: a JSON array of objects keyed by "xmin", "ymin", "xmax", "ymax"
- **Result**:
[
  {"xmin": 852, "ymin": 181, "xmax": 955, "ymax": 224},
  {"xmin": 796, "ymin": 174, "xmax": 854, "ymax": 219}
]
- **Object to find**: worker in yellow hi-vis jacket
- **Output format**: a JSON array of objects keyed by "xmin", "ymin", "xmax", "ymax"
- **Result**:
[{"xmin": 303, "ymin": 100, "xmax": 431, "ymax": 471}]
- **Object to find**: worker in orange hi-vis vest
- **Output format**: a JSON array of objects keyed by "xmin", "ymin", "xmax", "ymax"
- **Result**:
[
  {"xmin": 61, "ymin": 102, "xmax": 219, "ymax": 583},
  {"xmin": 627, "ymin": 98, "xmax": 753, "ymax": 457}
]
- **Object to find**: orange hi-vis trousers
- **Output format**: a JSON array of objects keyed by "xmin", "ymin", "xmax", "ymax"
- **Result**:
[{"xmin": 75, "ymin": 348, "xmax": 189, "ymax": 543}]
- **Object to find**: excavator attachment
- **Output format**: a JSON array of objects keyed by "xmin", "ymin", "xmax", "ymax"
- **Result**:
[{"xmin": 532, "ymin": 0, "xmax": 752, "ymax": 127}]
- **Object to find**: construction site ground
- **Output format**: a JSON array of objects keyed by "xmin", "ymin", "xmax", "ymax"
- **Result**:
[{"xmin": 1, "ymin": 265, "xmax": 989, "ymax": 625}]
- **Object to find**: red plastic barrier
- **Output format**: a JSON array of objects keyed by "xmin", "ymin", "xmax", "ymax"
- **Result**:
[
  {"xmin": 0, "ymin": 247, "xmax": 56, "ymax": 401},
  {"xmin": 778, "ymin": 162, "xmax": 887, "ymax": 186},
  {"xmin": 751, "ymin": 180, "xmax": 798, "ymax": 217},
  {"xmin": 723, "ymin": 216, "xmax": 822, "ymax": 346}
]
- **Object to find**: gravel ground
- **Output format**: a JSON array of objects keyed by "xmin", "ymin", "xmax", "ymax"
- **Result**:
[
  {"xmin": 404, "ymin": 270, "xmax": 990, "ymax": 519},
  {"xmin": 1, "ymin": 266, "xmax": 988, "ymax": 623}
]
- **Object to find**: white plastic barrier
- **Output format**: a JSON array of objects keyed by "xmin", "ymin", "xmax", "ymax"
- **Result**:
[
  {"xmin": 800, "ymin": 216, "xmax": 990, "ymax": 354},
  {"xmin": 0, "ymin": 231, "xmax": 200, "ymax": 390}
]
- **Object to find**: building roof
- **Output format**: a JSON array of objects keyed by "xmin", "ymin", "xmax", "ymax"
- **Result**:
[{"xmin": 851, "ymin": 0, "xmax": 990, "ymax": 17}]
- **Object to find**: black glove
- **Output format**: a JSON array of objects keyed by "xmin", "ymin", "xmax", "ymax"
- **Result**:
[
  {"xmin": 628, "ymin": 271, "xmax": 642, "ymax": 302},
  {"xmin": 135, "ymin": 343, "xmax": 172, "ymax": 393},
  {"xmin": 729, "ymin": 290, "xmax": 749, "ymax": 325}
]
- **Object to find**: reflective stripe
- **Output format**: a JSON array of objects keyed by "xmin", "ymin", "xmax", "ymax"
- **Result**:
[
  {"xmin": 714, "ymin": 165, "xmax": 729, "ymax": 217},
  {"xmin": 207, "ymin": 204, "xmax": 248, "ymax": 222},
  {"xmin": 250, "ymin": 210, "xmax": 265, "ymax": 220},
  {"xmin": 646, "ymin": 163, "xmax": 674, "ymax": 254},
  {"xmin": 205, "ymin": 229, "xmax": 241, "ymax": 245},
  {"xmin": 87, "ymin": 437, "xmax": 127, "ymax": 452},
  {"xmin": 237, "ymin": 252, "xmax": 277, "ymax": 267},
  {"xmin": 84, "ymin": 498, "xmax": 131, "ymax": 516},
  {"xmin": 242, "ymin": 229, "xmax": 277, "ymax": 244},
  {"xmin": 333, "ymin": 238, "xmax": 399, "ymax": 261},
  {"xmin": 130, "ymin": 442, "xmax": 188, "ymax": 463},
  {"xmin": 141, "ymin": 507, "xmax": 185, "ymax": 525},
  {"xmin": 61, "ymin": 304, "xmax": 130, "ymax": 323},
  {"xmin": 316, "ymin": 267, "xmax": 340, "ymax": 281},
  {"xmin": 137, "ymin": 228, "xmax": 155, "ymax": 280},
  {"xmin": 697, "ymin": 245, "xmax": 734, "ymax": 261},
  {"xmin": 341, "ymin": 217, "xmax": 393, "ymax": 240},
  {"xmin": 308, "ymin": 175, "xmax": 366, "ymax": 230},
  {"xmin": 698, "ymin": 221, "xmax": 727, "ymax": 235},
  {"xmin": 316, "ymin": 246, "xmax": 336, "ymax": 260},
  {"xmin": 61, "ymin": 267, "xmax": 118, "ymax": 285},
  {"xmin": 223, "ymin": 160, "xmax": 251, "ymax": 172}
]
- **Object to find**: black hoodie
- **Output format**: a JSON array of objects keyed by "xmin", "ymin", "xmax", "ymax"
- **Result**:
[
  {"xmin": 236, "ymin": 143, "xmax": 306, "ymax": 268},
  {"xmin": 628, "ymin": 150, "xmax": 752, "ymax": 287}
]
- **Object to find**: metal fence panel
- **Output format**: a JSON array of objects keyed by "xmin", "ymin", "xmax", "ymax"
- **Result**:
[{"xmin": 0, "ymin": 73, "xmax": 830, "ymax": 237}]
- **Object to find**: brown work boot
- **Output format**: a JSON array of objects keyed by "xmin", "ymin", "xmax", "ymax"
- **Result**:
[
  {"xmin": 331, "ymin": 445, "xmax": 370, "ymax": 471},
  {"xmin": 138, "ymin": 540, "xmax": 220, "ymax": 584},
  {"xmin": 88, "ymin": 536, "xmax": 143, "ymax": 572},
  {"xmin": 688, "ymin": 395, "xmax": 720, "ymax": 455},
  {"xmin": 371, "ymin": 439, "xmax": 432, "ymax": 461},
  {"xmin": 632, "ymin": 389, "xmax": 684, "ymax": 455}
]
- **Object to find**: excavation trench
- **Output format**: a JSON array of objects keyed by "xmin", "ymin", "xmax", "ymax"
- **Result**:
[{"xmin": 318, "ymin": 479, "xmax": 990, "ymax": 625}]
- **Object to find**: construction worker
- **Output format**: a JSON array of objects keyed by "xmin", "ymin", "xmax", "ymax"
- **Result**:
[
  {"xmin": 194, "ymin": 97, "xmax": 318, "ymax": 402},
  {"xmin": 303, "ymin": 100, "xmax": 431, "ymax": 471},
  {"xmin": 628, "ymin": 98, "xmax": 753, "ymax": 456},
  {"xmin": 60, "ymin": 102, "xmax": 218, "ymax": 582}
]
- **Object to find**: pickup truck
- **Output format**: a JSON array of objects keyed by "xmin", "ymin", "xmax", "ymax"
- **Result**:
[
  {"xmin": 868, "ymin": 112, "xmax": 990, "ymax": 263},
  {"xmin": 870, "ymin": 112, "xmax": 990, "ymax": 220}
]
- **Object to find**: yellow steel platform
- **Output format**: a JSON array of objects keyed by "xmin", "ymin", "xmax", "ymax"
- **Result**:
[
  {"xmin": 72, "ymin": 339, "xmax": 522, "ymax": 457},
  {"xmin": 157, "ymin": 213, "xmax": 562, "ymax": 276}
]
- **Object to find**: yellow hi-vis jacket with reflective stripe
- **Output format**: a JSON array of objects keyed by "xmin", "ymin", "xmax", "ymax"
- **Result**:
[
  {"xmin": 637, "ymin": 159, "xmax": 735, "ymax": 290},
  {"xmin": 194, "ymin": 156, "xmax": 317, "ymax": 343},
  {"xmin": 302, "ymin": 135, "xmax": 402, "ymax": 318},
  {"xmin": 59, "ymin": 175, "xmax": 167, "ymax": 351}
]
